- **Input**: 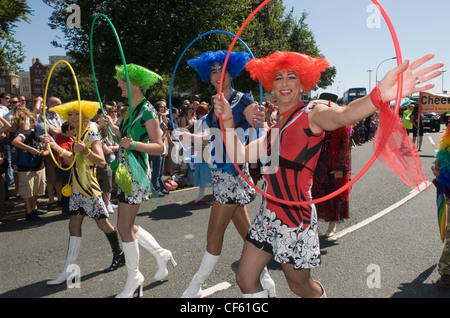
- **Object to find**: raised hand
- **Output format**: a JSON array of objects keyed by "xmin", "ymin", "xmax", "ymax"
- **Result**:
[
  {"xmin": 253, "ymin": 104, "xmax": 265, "ymax": 127},
  {"xmin": 379, "ymin": 53, "xmax": 444, "ymax": 103},
  {"xmin": 213, "ymin": 93, "xmax": 233, "ymax": 119}
]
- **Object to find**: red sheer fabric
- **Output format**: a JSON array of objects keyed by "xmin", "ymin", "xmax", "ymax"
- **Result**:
[{"xmin": 373, "ymin": 103, "xmax": 426, "ymax": 189}]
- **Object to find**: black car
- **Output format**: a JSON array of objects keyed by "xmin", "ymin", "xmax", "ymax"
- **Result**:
[{"xmin": 422, "ymin": 113, "xmax": 441, "ymax": 132}]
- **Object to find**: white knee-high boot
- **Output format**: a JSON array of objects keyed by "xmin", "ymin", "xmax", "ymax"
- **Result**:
[
  {"xmin": 316, "ymin": 281, "xmax": 327, "ymax": 298},
  {"xmin": 260, "ymin": 267, "xmax": 276, "ymax": 297},
  {"xmin": 116, "ymin": 240, "xmax": 144, "ymax": 298},
  {"xmin": 242, "ymin": 290, "xmax": 269, "ymax": 298},
  {"xmin": 181, "ymin": 251, "xmax": 219, "ymax": 298},
  {"xmin": 47, "ymin": 236, "xmax": 82, "ymax": 286},
  {"xmin": 135, "ymin": 226, "xmax": 177, "ymax": 281}
]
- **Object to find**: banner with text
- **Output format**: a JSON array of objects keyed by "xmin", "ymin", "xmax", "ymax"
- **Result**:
[{"xmin": 419, "ymin": 92, "xmax": 450, "ymax": 113}]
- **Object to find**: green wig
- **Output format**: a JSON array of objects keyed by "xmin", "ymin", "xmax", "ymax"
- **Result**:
[{"xmin": 114, "ymin": 64, "xmax": 162, "ymax": 93}]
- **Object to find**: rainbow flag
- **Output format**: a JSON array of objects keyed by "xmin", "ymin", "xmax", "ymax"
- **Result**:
[{"xmin": 437, "ymin": 190, "xmax": 447, "ymax": 242}]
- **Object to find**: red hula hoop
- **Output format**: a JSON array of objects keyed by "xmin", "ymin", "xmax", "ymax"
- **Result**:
[{"xmin": 218, "ymin": 0, "xmax": 404, "ymax": 206}]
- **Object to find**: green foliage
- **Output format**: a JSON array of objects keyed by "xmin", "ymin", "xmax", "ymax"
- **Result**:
[
  {"xmin": 0, "ymin": 0, "xmax": 31, "ymax": 74},
  {"xmin": 44, "ymin": 0, "xmax": 336, "ymax": 104}
]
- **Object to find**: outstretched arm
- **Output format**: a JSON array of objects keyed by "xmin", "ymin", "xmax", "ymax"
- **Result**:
[{"xmin": 310, "ymin": 53, "xmax": 444, "ymax": 133}]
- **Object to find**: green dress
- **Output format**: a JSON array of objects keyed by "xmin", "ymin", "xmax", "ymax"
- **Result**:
[{"xmin": 117, "ymin": 99, "xmax": 158, "ymax": 204}]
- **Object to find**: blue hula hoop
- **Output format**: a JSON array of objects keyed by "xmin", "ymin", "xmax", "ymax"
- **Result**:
[{"xmin": 168, "ymin": 30, "xmax": 263, "ymax": 171}]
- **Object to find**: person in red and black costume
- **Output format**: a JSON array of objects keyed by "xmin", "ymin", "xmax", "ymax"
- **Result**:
[{"xmin": 214, "ymin": 51, "xmax": 443, "ymax": 298}]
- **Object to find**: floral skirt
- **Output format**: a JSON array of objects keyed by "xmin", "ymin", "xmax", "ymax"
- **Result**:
[
  {"xmin": 211, "ymin": 164, "xmax": 256, "ymax": 205},
  {"xmin": 69, "ymin": 189, "xmax": 109, "ymax": 219},
  {"xmin": 246, "ymin": 198, "xmax": 321, "ymax": 270}
]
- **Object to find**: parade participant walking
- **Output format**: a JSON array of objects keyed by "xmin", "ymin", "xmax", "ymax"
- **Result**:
[
  {"xmin": 45, "ymin": 100, "xmax": 125, "ymax": 286},
  {"xmin": 432, "ymin": 124, "xmax": 450, "ymax": 288},
  {"xmin": 104, "ymin": 64, "xmax": 176, "ymax": 298},
  {"xmin": 214, "ymin": 51, "xmax": 443, "ymax": 297},
  {"xmin": 181, "ymin": 50, "xmax": 275, "ymax": 298},
  {"xmin": 312, "ymin": 95, "xmax": 352, "ymax": 240}
]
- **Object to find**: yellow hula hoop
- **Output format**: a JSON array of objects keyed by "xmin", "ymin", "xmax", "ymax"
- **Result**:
[{"xmin": 43, "ymin": 60, "xmax": 82, "ymax": 171}]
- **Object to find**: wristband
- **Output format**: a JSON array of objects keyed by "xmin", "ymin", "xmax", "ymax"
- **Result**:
[
  {"xmin": 130, "ymin": 140, "xmax": 137, "ymax": 150},
  {"xmin": 222, "ymin": 116, "xmax": 233, "ymax": 123},
  {"xmin": 80, "ymin": 148, "xmax": 90, "ymax": 156},
  {"xmin": 370, "ymin": 83, "xmax": 390, "ymax": 109},
  {"xmin": 59, "ymin": 149, "xmax": 66, "ymax": 157}
]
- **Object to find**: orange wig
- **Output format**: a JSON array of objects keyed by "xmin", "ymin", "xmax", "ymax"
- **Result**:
[{"xmin": 245, "ymin": 51, "xmax": 330, "ymax": 92}]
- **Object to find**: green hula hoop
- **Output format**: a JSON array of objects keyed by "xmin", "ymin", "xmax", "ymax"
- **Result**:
[{"xmin": 89, "ymin": 13, "xmax": 133, "ymax": 143}]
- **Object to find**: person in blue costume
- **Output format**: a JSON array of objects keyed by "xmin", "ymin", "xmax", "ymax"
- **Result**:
[{"xmin": 181, "ymin": 50, "xmax": 275, "ymax": 298}]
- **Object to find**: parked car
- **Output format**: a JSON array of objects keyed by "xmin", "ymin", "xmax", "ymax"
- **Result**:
[{"xmin": 423, "ymin": 113, "xmax": 441, "ymax": 132}]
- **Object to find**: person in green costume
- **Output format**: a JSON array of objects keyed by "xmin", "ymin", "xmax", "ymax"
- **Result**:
[{"xmin": 104, "ymin": 64, "xmax": 177, "ymax": 298}]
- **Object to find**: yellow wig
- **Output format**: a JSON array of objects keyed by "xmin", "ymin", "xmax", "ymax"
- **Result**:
[{"xmin": 51, "ymin": 100, "xmax": 100, "ymax": 121}]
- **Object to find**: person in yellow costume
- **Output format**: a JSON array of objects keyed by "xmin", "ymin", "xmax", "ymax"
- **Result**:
[{"xmin": 44, "ymin": 100, "xmax": 125, "ymax": 286}]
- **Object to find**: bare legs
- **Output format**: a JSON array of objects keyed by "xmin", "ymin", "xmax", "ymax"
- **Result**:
[
  {"xmin": 206, "ymin": 201, "xmax": 250, "ymax": 255},
  {"xmin": 236, "ymin": 241, "xmax": 324, "ymax": 298},
  {"xmin": 182, "ymin": 201, "xmax": 275, "ymax": 298}
]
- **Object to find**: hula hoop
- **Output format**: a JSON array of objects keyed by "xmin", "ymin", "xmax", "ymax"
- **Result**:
[
  {"xmin": 43, "ymin": 59, "xmax": 82, "ymax": 171},
  {"xmin": 169, "ymin": 30, "xmax": 264, "ymax": 171},
  {"xmin": 90, "ymin": 13, "xmax": 133, "ymax": 143},
  {"xmin": 218, "ymin": 0, "xmax": 404, "ymax": 206}
]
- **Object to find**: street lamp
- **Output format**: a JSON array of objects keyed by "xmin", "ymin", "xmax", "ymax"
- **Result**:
[
  {"xmin": 442, "ymin": 70, "xmax": 447, "ymax": 93},
  {"xmin": 367, "ymin": 69, "xmax": 373, "ymax": 91},
  {"xmin": 376, "ymin": 57, "xmax": 396, "ymax": 83}
]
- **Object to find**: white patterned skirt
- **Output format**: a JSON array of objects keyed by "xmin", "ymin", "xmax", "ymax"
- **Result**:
[
  {"xmin": 69, "ymin": 189, "xmax": 109, "ymax": 219},
  {"xmin": 211, "ymin": 164, "xmax": 256, "ymax": 205},
  {"xmin": 246, "ymin": 198, "xmax": 321, "ymax": 270}
]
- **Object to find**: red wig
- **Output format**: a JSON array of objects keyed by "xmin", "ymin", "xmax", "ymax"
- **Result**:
[{"xmin": 245, "ymin": 51, "xmax": 330, "ymax": 92}]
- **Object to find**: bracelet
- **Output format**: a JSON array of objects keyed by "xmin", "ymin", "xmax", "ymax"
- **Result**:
[
  {"xmin": 222, "ymin": 116, "xmax": 233, "ymax": 123},
  {"xmin": 370, "ymin": 83, "xmax": 390, "ymax": 109},
  {"xmin": 84, "ymin": 149, "xmax": 92, "ymax": 157},
  {"xmin": 80, "ymin": 148, "xmax": 90, "ymax": 156},
  {"xmin": 130, "ymin": 140, "xmax": 136, "ymax": 150},
  {"xmin": 59, "ymin": 149, "xmax": 66, "ymax": 157}
]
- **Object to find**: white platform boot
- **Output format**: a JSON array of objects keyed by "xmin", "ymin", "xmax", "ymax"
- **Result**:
[
  {"xmin": 47, "ymin": 236, "xmax": 82, "ymax": 286},
  {"xmin": 116, "ymin": 240, "xmax": 144, "ymax": 298},
  {"xmin": 260, "ymin": 267, "xmax": 276, "ymax": 297},
  {"xmin": 242, "ymin": 290, "xmax": 269, "ymax": 298},
  {"xmin": 181, "ymin": 251, "xmax": 219, "ymax": 298},
  {"xmin": 316, "ymin": 281, "xmax": 327, "ymax": 298},
  {"xmin": 135, "ymin": 227, "xmax": 177, "ymax": 281}
]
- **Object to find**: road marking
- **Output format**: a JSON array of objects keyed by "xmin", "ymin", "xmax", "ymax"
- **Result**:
[
  {"xmin": 427, "ymin": 132, "xmax": 436, "ymax": 148},
  {"xmin": 330, "ymin": 181, "xmax": 431, "ymax": 240},
  {"xmin": 201, "ymin": 282, "xmax": 232, "ymax": 297}
]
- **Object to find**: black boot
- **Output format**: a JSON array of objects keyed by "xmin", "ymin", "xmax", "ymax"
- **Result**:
[{"xmin": 103, "ymin": 229, "xmax": 126, "ymax": 273}]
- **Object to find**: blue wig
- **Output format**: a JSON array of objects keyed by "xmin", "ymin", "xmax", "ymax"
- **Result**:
[{"xmin": 187, "ymin": 51, "xmax": 250, "ymax": 83}]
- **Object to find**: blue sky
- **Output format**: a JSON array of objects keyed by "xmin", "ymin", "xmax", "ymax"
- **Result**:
[
  {"xmin": 15, "ymin": 1, "xmax": 66, "ymax": 69},
  {"xmin": 14, "ymin": 0, "xmax": 450, "ymax": 98},
  {"xmin": 283, "ymin": 0, "xmax": 450, "ymax": 96}
]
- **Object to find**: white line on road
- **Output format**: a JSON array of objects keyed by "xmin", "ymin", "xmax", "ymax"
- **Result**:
[
  {"xmin": 427, "ymin": 132, "xmax": 436, "ymax": 148},
  {"xmin": 330, "ymin": 181, "xmax": 431, "ymax": 240},
  {"xmin": 201, "ymin": 282, "xmax": 232, "ymax": 297}
]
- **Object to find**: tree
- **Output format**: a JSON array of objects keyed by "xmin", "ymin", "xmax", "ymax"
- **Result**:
[
  {"xmin": 43, "ymin": 0, "xmax": 335, "ymax": 103},
  {"xmin": 0, "ymin": 0, "xmax": 32, "ymax": 74}
]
